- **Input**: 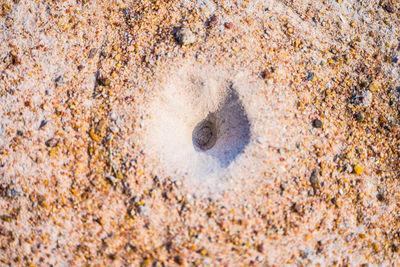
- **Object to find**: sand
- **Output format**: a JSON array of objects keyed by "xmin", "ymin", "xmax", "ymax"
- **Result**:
[{"xmin": 0, "ymin": 0, "xmax": 400, "ymax": 266}]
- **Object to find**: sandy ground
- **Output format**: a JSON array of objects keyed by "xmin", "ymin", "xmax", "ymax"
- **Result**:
[{"xmin": 0, "ymin": 0, "xmax": 400, "ymax": 266}]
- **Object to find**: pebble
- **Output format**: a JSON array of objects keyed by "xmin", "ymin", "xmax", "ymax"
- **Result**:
[
  {"xmin": 97, "ymin": 77, "xmax": 111, "ymax": 87},
  {"xmin": 110, "ymin": 126, "xmax": 119, "ymax": 133},
  {"xmin": 6, "ymin": 186, "xmax": 22, "ymax": 198},
  {"xmin": 174, "ymin": 255, "xmax": 183, "ymax": 265},
  {"xmin": 353, "ymin": 164, "xmax": 363, "ymax": 175},
  {"xmin": 207, "ymin": 15, "xmax": 218, "ymax": 28},
  {"xmin": 310, "ymin": 168, "xmax": 320, "ymax": 191},
  {"xmin": 360, "ymin": 91, "xmax": 372, "ymax": 107},
  {"xmin": 355, "ymin": 112, "xmax": 365, "ymax": 122},
  {"xmin": 280, "ymin": 182, "xmax": 287, "ymax": 194},
  {"xmin": 39, "ymin": 119, "xmax": 48, "ymax": 129},
  {"xmin": 45, "ymin": 138, "xmax": 59, "ymax": 147},
  {"xmin": 0, "ymin": 226, "xmax": 8, "ymax": 236},
  {"xmin": 352, "ymin": 91, "xmax": 373, "ymax": 107},
  {"xmin": 127, "ymin": 207, "xmax": 136, "ymax": 219},
  {"xmin": 342, "ymin": 163, "xmax": 352, "ymax": 173},
  {"xmin": 137, "ymin": 204, "xmax": 150, "ymax": 216},
  {"xmin": 377, "ymin": 191, "xmax": 385, "ymax": 202},
  {"xmin": 306, "ymin": 71, "xmax": 314, "ymax": 81},
  {"xmin": 88, "ymin": 48, "xmax": 97, "ymax": 58},
  {"xmin": 383, "ymin": 4, "xmax": 395, "ymax": 13},
  {"xmin": 175, "ymin": 28, "xmax": 196, "ymax": 45},
  {"xmin": 54, "ymin": 76, "xmax": 65, "ymax": 87},
  {"xmin": 106, "ymin": 175, "xmax": 117, "ymax": 185},
  {"xmin": 110, "ymin": 112, "xmax": 118, "ymax": 121},
  {"xmin": 312, "ymin": 119, "xmax": 323, "ymax": 128},
  {"xmin": 224, "ymin": 22, "xmax": 233, "ymax": 29}
]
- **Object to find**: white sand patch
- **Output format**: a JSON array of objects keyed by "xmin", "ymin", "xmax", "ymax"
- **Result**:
[{"xmin": 139, "ymin": 61, "xmax": 309, "ymax": 195}]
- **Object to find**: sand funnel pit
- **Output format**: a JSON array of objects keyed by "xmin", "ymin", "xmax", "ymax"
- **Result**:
[
  {"xmin": 191, "ymin": 88, "xmax": 250, "ymax": 167},
  {"xmin": 142, "ymin": 64, "xmax": 252, "ymax": 190}
]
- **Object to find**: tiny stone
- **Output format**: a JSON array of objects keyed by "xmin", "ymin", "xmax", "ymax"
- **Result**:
[
  {"xmin": 11, "ymin": 53, "xmax": 20, "ymax": 65},
  {"xmin": 224, "ymin": 22, "xmax": 233, "ymax": 29},
  {"xmin": 127, "ymin": 207, "xmax": 136, "ymax": 218},
  {"xmin": 174, "ymin": 255, "xmax": 183, "ymax": 265},
  {"xmin": 110, "ymin": 126, "xmax": 119, "ymax": 133},
  {"xmin": 377, "ymin": 192, "xmax": 385, "ymax": 202},
  {"xmin": 16, "ymin": 130, "xmax": 23, "ymax": 136},
  {"xmin": 39, "ymin": 119, "xmax": 48, "ymax": 129},
  {"xmin": 0, "ymin": 215, "xmax": 12, "ymax": 222},
  {"xmin": 175, "ymin": 28, "xmax": 196, "ymax": 45},
  {"xmin": 355, "ymin": 112, "xmax": 365, "ymax": 122},
  {"xmin": 45, "ymin": 138, "xmax": 58, "ymax": 147},
  {"xmin": 343, "ymin": 163, "xmax": 352, "ymax": 173},
  {"xmin": 361, "ymin": 90, "xmax": 373, "ymax": 107},
  {"xmin": 383, "ymin": 5, "xmax": 395, "ymax": 13},
  {"xmin": 137, "ymin": 205, "xmax": 150, "ymax": 216},
  {"xmin": 110, "ymin": 112, "xmax": 117, "ymax": 120},
  {"xmin": 312, "ymin": 119, "xmax": 323, "ymax": 128},
  {"xmin": 207, "ymin": 15, "xmax": 218, "ymax": 28},
  {"xmin": 54, "ymin": 76, "xmax": 65, "ymax": 87},
  {"xmin": 280, "ymin": 182, "xmax": 287, "ymax": 194},
  {"xmin": 108, "ymin": 253, "xmax": 117, "ymax": 261},
  {"xmin": 257, "ymin": 243, "xmax": 264, "ymax": 253},
  {"xmin": 106, "ymin": 175, "xmax": 117, "ymax": 185},
  {"xmin": 359, "ymin": 81, "xmax": 368, "ymax": 88},
  {"xmin": 97, "ymin": 77, "xmax": 111, "ymax": 86},
  {"xmin": 6, "ymin": 186, "xmax": 22, "ymax": 198},
  {"xmin": 0, "ymin": 226, "xmax": 8, "ymax": 236},
  {"xmin": 37, "ymin": 194, "xmax": 46, "ymax": 207},
  {"xmin": 306, "ymin": 71, "xmax": 314, "ymax": 81},
  {"xmin": 351, "ymin": 90, "xmax": 373, "ymax": 107},
  {"xmin": 353, "ymin": 164, "xmax": 363, "ymax": 175},
  {"xmin": 88, "ymin": 48, "xmax": 97, "ymax": 58},
  {"xmin": 310, "ymin": 168, "xmax": 320, "ymax": 191},
  {"xmin": 100, "ymin": 51, "xmax": 107, "ymax": 58}
]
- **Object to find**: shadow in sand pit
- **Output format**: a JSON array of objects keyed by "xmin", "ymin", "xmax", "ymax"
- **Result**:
[{"xmin": 192, "ymin": 88, "xmax": 250, "ymax": 168}]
